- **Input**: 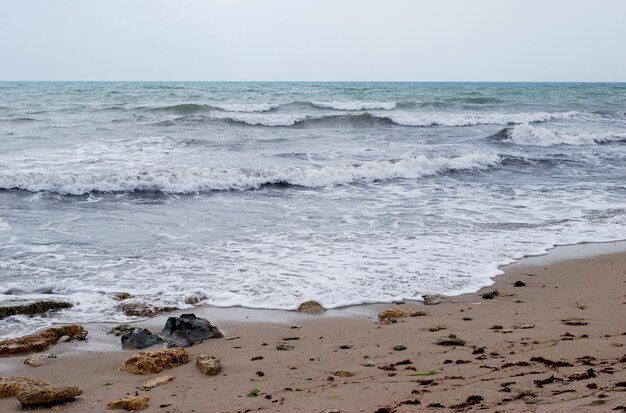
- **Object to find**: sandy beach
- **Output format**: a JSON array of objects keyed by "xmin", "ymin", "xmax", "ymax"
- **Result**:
[{"xmin": 1, "ymin": 242, "xmax": 625, "ymax": 412}]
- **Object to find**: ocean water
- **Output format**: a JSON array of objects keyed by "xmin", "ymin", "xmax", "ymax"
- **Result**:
[{"xmin": 1, "ymin": 82, "xmax": 625, "ymax": 338}]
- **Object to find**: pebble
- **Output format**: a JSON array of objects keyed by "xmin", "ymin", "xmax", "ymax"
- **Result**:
[
  {"xmin": 57, "ymin": 335, "xmax": 71, "ymax": 343},
  {"xmin": 393, "ymin": 345, "xmax": 407, "ymax": 351},
  {"xmin": 276, "ymin": 342, "xmax": 294, "ymax": 351}
]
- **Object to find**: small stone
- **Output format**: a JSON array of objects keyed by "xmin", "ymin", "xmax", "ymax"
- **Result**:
[
  {"xmin": 482, "ymin": 290, "xmax": 499, "ymax": 300},
  {"xmin": 363, "ymin": 361, "xmax": 377, "ymax": 367},
  {"xmin": 410, "ymin": 311, "xmax": 427, "ymax": 317},
  {"xmin": 562, "ymin": 318, "xmax": 588, "ymax": 326},
  {"xmin": 226, "ymin": 336, "xmax": 241, "ymax": 341},
  {"xmin": 339, "ymin": 344, "xmax": 353, "ymax": 349},
  {"xmin": 107, "ymin": 395, "xmax": 150, "ymax": 410},
  {"xmin": 296, "ymin": 300, "xmax": 325, "ymax": 314},
  {"xmin": 24, "ymin": 354, "xmax": 47, "ymax": 367},
  {"xmin": 513, "ymin": 281, "xmax": 526, "ymax": 287},
  {"xmin": 520, "ymin": 324, "xmax": 535, "ymax": 329},
  {"xmin": 142, "ymin": 375, "xmax": 174, "ymax": 389},
  {"xmin": 567, "ymin": 368, "xmax": 596, "ymax": 381},
  {"xmin": 334, "ymin": 371, "xmax": 354, "ymax": 377},
  {"xmin": 276, "ymin": 342, "xmax": 294, "ymax": 351},
  {"xmin": 436, "ymin": 334, "xmax": 466, "ymax": 346},
  {"xmin": 112, "ymin": 292, "xmax": 134, "ymax": 301},
  {"xmin": 57, "ymin": 335, "xmax": 70, "ymax": 343},
  {"xmin": 109, "ymin": 324, "xmax": 135, "ymax": 336},
  {"xmin": 501, "ymin": 329, "xmax": 514, "ymax": 334},
  {"xmin": 423, "ymin": 294, "xmax": 445, "ymax": 305},
  {"xmin": 378, "ymin": 308, "xmax": 410, "ymax": 323},
  {"xmin": 16, "ymin": 386, "xmax": 82, "ymax": 408},
  {"xmin": 196, "ymin": 354, "xmax": 222, "ymax": 376},
  {"xmin": 393, "ymin": 345, "xmax": 407, "ymax": 351}
]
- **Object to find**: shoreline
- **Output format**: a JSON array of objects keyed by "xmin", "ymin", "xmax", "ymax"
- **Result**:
[{"xmin": 1, "ymin": 241, "xmax": 626, "ymax": 412}]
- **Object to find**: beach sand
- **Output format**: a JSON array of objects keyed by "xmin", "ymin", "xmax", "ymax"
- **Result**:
[{"xmin": 1, "ymin": 242, "xmax": 625, "ymax": 412}]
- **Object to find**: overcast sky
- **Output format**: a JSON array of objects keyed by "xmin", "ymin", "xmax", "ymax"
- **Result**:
[{"xmin": 1, "ymin": 0, "xmax": 625, "ymax": 81}]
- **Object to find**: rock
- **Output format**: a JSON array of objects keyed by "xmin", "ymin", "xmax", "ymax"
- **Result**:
[
  {"xmin": 482, "ymin": 290, "xmax": 499, "ymax": 300},
  {"xmin": 120, "ymin": 302, "xmax": 178, "ymax": 317},
  {"xmin": 197, "ymin": 354, "xmax": 222, "ymax": 375},
  {"xmin": 107, "ymin": 395, "xmax": 150, "ymax": 410},
  {"xmin": 16, "ymin": 386, "xmax": 82, "ymax": 408},
  {"xmin": 410, "ymin": 311, "xmax": 427, "ymax": 317},
  {"xmin": 0, "ymin": 377, "xmax": 48, "ymax": 398},
  {"xmin": 119, "ymin": 348, "xmax": 189, "ymax": 374},
  {"xmin": 393, "ymin": 345, "xmax": 407, "ymax": 351},
  {"xmin": 112, "ymin": 292, "xmax": 134, "ymax": 301},
  {"xmin": 0, "ymin": 300, "xmax": 73, "ymax": 320},
  {"xmin": 423, "ymin": 294, "xmax": 445, "ymax": 305},
  {"xmin": 436, "ymin": 334, "xmax": 466, "ymax": 346},
  {"xmin": 520, "ymin": 324, "xmax": 535, "ymax": 329},
  {"xmin": 562, "ymin": 318, "xmax": 588, "ymax": 326},
  {"xmin": 24, "ymin": 354, "xmax": 47, "ymax": 367},
  {"xmin": 514, "ymin": 281, "xmax": 526, "ymax": 287},
  {"xmin": 143, "ymin": 376, "xmax": 174, "ymax": 389},
  {"xmin": 339, "ymin": 344, "xmax": 353, "ymax": 349},
  {"xmin": 121, "ymin": 328, "xmax": 165, "ymax": 350},
  {"xmin": 449, "ymin": 395, "xmax": 484, "ymax": 409},
  {"xmin": 109, "ymin": 324, "xmax": 135, "ymax": 336},
  {"xmin": 363, "ymin": 361, "xmax": 377, "ymax": 367},
  {"xmin": 334, "ymin": 371, "xmax": 354, "ymax": 377},
  {"xmin": 276, "ymin": 342, "xmax": 294, "ymax": 351},
  {"xmin": 57, "ymin": 335, "xmax": 71, "ymax": 343},
  {"xmin": 296, "ymin": 300, "xmax": 325, "ymax": 314},
  {"xmin": 567, "ymin": 368, "xmax": 596, "ymax": 381},
  {"xmin": 184, "ymin": 294, "xmax": 206, "ymax": 305},
  {"xmin": 0, "ymin": 325, "xmax": 87, "ymax": 356},
  {"xmin": 160, "ymin": 314, "xmax": 223, "ymax": 347},
  {"xmin": 378, "ymin": 308, "xmax": 410, "ymax": 323}
]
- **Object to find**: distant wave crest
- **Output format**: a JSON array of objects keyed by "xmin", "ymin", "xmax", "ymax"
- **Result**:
[
  {"xmin": 0, "ymin": 152, "xmax": 500, "ymax": 195},
  {"xmin": 310, "ymin": 101, "xmax": 397, "ymax": 110}
]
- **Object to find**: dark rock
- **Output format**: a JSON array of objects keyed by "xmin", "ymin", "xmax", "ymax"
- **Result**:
[
  {"xmin": 339, "ymin": 344, "xmax": 353, "ymax": 349},
  {"xmin": 0, "ymin": 300, "xmax": 73, "ymax": 320},
  {"xmin": 16, "ymin": 386, "xmax": 82, "ymax": 408},
  {"xmin": 393, "ymin": 345, "xmax": 407, "ymax": 351},
  {"xmin": 160, "ymin": 314, "xmax": 223, "ymax": 347},
  {"xmin": 121, "ymin": 328, "xmax": 165, "ymax": 350},
  {"xmin": 276, "ymin": 342, "xmax": 294, "ymax": 351},
  {"xmin": 530, "ymin": 356, "xmax": 573, "ymax": 367},
  {"xmin": 567, "ymin": 368, "xmax": 596, "ymax": 381},
  {"xmin": 482, "ymin": 290, "xmax": 499, "ymax": 299},
  {"xmin": 449, "ymin": 395, "xmax": 483, "ymax": 409},
  {"xmin": 513, "ymin": 281, "xmax": 526, "ymax": 287}
]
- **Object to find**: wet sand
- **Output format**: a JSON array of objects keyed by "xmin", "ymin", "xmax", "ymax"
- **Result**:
[{"xmin": 1, "ymin": 242, "xmax": 625, "ymax": 412}]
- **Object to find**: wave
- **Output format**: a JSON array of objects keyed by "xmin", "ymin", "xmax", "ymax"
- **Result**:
[
  {"xmin": 148, "ymin": 102, "xmax": 280, "ymax": 114},
  {"xmin": 310, "ymin": 101, "xmax": 396, "ymax": 110},
  {"xmin": 202, "ymin": 111, "xmax": 580, "ymax": 128},
  {"xmin": 0, "ymin": 152, "xmax": 500, "ymax": 195},
  {"xmin": 491, "ymin": 124, "xmax": 626, "ymax": 146}
]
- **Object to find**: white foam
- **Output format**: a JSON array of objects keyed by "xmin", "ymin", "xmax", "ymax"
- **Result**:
[
  {"xmin": 209, "ymin": 112, "xmax": 308, "ymax": 126},
  {"xmin": 0, "ymin": 152, "xmax": 500, "ymax": 194},
  {"xmin": 376, "ymin": 111, "xmax": 579, "ymax": 127},
  {"xmin": 0, "ymin": 220, "xmax": 9, "ymax": 232},
  {"xmin": 311, "ymin": 101, "xmax": 397, "ymax": 110},
  {"xmin": 505, "ymin": 123, "xmax": 626, "ymax": 146}
]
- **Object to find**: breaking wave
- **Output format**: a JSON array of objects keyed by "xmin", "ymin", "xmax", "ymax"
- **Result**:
[
  {"xmin": 148, "ymin": 102, "xmax": 280, "ymax": 114},
  {"xmin": 0, "ymin": 152, "xmax": 500, "ymax": 195},
  {"xmin": 310, "ymin": 101, "xmax": 396, "ymax": 110},
  {"xmin": 491, "ymin": 124, "xmax": 626, "ymax": 146}
]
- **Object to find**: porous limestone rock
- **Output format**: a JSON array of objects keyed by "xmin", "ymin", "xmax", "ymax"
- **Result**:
[
  {"xmin": 296, "ymin": 300, "xmax": 325, "ymax": 314},
  {"xmin": 196, "ymin": 354, "xmax": 222, "ymax": 375},
  {"xmin": 16, "ymin": 386, "xmax": 82, "ymax": 408},
  {"xmin": 107, "ymin": 395, "xmax": 149, "ymax": 410},
  {"xmin": 0, "ymin": 325, "xmax": 87, "ymax": 356},
  {"xmin": 378, "ymin": 308, "xmax": 410, "ymax": 324},
  {"xmin": 119, "ymin": 348, "xmax": 189, "ymax": 374}
]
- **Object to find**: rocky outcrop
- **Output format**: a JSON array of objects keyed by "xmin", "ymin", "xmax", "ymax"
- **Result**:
[
  {"xmin": 119, "ymin": 348, "xmax": 189, "ymax": 374},
  {"xmin": 16, "ymin": 386, "xmax": 82, "ymax": 408},
  {"xmin": 120, "ymin": 303, "xmax": 178, "ymax": 318},
  {"xmin": 121, "ymin": 328, "xmax": 165, "ymax": 350},
  {"xmin": 197, "ymin": 354, "xmax": 222, "ymax": 375},
  {"xmin": 0, "ymin": 300, "xmax": 73, "ymax": 320},
  {"xmin": 378, "ymin": 308, "xmax": 410, "ymax": 324},
  {"xmin": 160, "ymin": 314, "xmax": 223, "ymax": 347},
  {"xmin": 0, "ymin": 325, "xmax": 87, "ymax": 356},
  {"xmin": 0, "ymin": 377, "xmax": 48, "ymax": 398},
  {"xmin": 24, "ymin": 354, "xmax": 47, "ymax": 367},
  {"xmin": 297, "ymin": 300, "xmax": 325, "ymax": 313},
  {"xmin": 107, "ymin": 395, "xmax": 149, "ymax": 410}
]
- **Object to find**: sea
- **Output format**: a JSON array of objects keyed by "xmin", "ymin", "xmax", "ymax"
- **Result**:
[{"xmin": 1, "ymin": 82, "xmax": 625, "ymax": 338}]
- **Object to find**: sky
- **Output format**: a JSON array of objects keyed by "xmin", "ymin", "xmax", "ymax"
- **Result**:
[{"xmin": 1, "ymin": 0, "xmax": 625, "ymax": 81}]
